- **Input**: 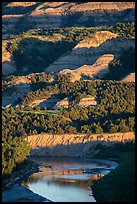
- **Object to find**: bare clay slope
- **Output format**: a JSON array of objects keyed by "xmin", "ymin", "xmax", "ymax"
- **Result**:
[
  {"xmin": 25, "ymin": 132, "xmax": 135, "ymax": 157},
  {"xmin": 121, "ymin": 73, "xmax": 135, "ymax": 82},
  {"xmin": 45, "ymin": 31, "xmax": 135, "ymax": 81},
  {"xmin": 2, "ymin": 40, "xmax": 16, "ymax": 75},
  {"xmin": 2, "ymin": 2, "xmax": 135, "ymax": 34}
]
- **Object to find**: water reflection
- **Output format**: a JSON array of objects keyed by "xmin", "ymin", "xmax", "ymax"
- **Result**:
[{"xmin": 24, "ymin": 157, "xmax": 108, "ymax": 202}]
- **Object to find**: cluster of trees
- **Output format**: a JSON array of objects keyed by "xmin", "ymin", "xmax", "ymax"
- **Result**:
[
  {"xmin": 111, "ymin": 22, "xmax": 135, "ymax": 39},
  {"xmin": 3, "ymin": 80, "xmax": 135, "ymax": 137},
  {"xmin": 22, "ymin": 88, "xmax": 50, "ymax": 106},
  {"xmin": 7, "ymin": 22, "xmax": 134, "ymax": 74},
  {"xmin": 2, "ymin": 79, "xmax": 135, "ymax": 176},
  {"xmin": 8, "ymin": 37, "xmax": 76, "ymax": 73},
  {"xmin": 31, "ymin": 22, "xmax": 134, "ymax": 41},
  {"xmin": 2, "ymin": 132, "xmax": 30, "ymax": 176},
  {"xmin": 30, "ymin": 72, "xmax": 53, "ymax": 84},
  {"xmin": 2, "ymin": 109, "xmax": 76, "ymax": 137},
  {"xmin": 22, "ymin": 83, "xmax": 59, "ymax": 106},
  {"xmin": 2, "ymin": 73, "xmax": 54, "ymax": 93},
  {"xmin": 8, "ymin": 22, "xmax": 135, "ymax": 44},
  {"xmin": 2, "ymin": 75, "xmax": 19, "ymax": 92},
  {"xmin": 16, "ymin": 26, "xmax": 111, "ymax": 43},
  {"xmin": 22, "ymin": 78, "xmax": 97, "ymax": 106},
  {"xmin": 30, "ymin": 73, "xmax": 54, "ymax": 91},
  {"xmin": 92, "ymin": 141, "xmax": 135, "ymax": 202},
  {"xmin": 57, "ymin": 76, "xmax": 96, "ymax": 96}
]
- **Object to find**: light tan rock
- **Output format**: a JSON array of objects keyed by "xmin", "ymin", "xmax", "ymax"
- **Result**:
[
  {"xmin": 79, "ymin": 96, "xmax": 97, "ymax": 107},
  {"xmin": 7, "ymin": 2, "xmax": 38, "ymax": 7},
  {"xmin": 53, "ymin": 97, "xmax": 69, "ymax": 109},
  {"xmin": 121, "ymin": 73, "xmax": 135, "ymax": 82},
  {"xmin": 59, "ymin": 54, "xmax": 114, "ymax": 82},
  {"xmin": 45, "ymin": 32, "xmax": 134, "ymax": 75},
  {"xmin": 25, "ymin": 132, "xmax": 135, "ymax": 157},
  {"xmin": 74, "ymin": 31, "xmax": 118, "ymax": 49},
  {"xmin": 2, "ymin": 2, "xmax": 135, "ymax": 34}
]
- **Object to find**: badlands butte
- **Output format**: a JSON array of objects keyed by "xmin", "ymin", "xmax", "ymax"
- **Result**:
[
  {"xmin": 2, "ymin": 2, "xmax": 135, "ymax": 35},
  {"xmin": 2, "ymin": 2, "xmax": 135, "ymax": 159}
]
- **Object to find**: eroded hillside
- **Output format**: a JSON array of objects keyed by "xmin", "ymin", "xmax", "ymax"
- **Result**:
[
  {"xmin": 25, "ymin": 132, "xmax": 135, "ymax": 157},
  {"xmin": 2, "ymin": 40, "xmax": 16, "ymax": 75},
  {"xmin": 45, "ymin": 31, "xmax": 134, "ymax": 77},
  {"xmin": 2, "ymin": 3, "xmax": 135, "ymax": 192},
  {"xmin": 2, "ymin": 2, "xmax": 135, "ymax": 35},
  {"xmin": 2, "ymin": 2, "xmax": 135, "ymax": 83}
]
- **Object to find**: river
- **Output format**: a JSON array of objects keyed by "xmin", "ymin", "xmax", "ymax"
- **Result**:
[{"xmin": 23, "ymin": 157, "xmax": 118, "ymax": 202}]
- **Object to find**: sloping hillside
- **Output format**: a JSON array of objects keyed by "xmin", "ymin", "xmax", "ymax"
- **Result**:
[
  {"xmin": 121, "ymin": 73, "xmax": 135, "ymax": 82},
  {"xmin": 60, "ymin": 54, "xmax": 114, "ymax": 82},
  {"xmin": 25, "ymin": 132, "xmax": 135, "ymax": 157},
  {"xmin": 2, "ymin": 3, "xmax": 135, "ymax": 79},
  {"xmin": 2, "ymin": 40, "xmax": 16, "ymax": 75},
  {"xmin": 45, "ymin": 31, "xmax": 134, "ymax": 77},
  {"xmin": 2, "ymin": 2, "xmax": 135, "ymax": 35},
  {"xmin": 2, "ymin": 4, "xmax": 135, "ymax": 201}
]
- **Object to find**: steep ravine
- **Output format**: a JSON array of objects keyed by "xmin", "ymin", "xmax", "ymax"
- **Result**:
[{"xmin": 25, "ymin": 132, "xmax": 135, "ymax": 157}]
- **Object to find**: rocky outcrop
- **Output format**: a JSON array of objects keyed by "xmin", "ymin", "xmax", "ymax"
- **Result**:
[
  {"xmin": 6, "ymin": 2, "xmax": 37, "ymax": 7},
  {"xmin": 29, "ymin": 95, "xmax": 97, "ymax": 109},
  {"xmin": 29, "ymin": 94, "xmax": 62, "ymax": 109},
  {"xmin": 2, "ymin": 2, "xmax": 135, "ymax": 35},
  {"xmin": 2, "ymin": 73, "xmax": 54, "ymax": 107},
  {"xmin": 3, "ymin": 72, "xmax": 54, "ymax": 88},
  {"xmin": 52, "ymin": 97, "xmax": 69, "ymax": 109},
  {"xmin": 74, "ymin": 31, "xmax": 118, "ymax": 49},
  {"xmin": 25, "ymin": 132, "xmax": 135, "ymax": 157},
  {"xmin": 60, "ymin": 54, "xmax": 114, "ymax": 82},
  {"xmin": 45, "ymin": 31, "xmax": 135, "ymax": 75},
  {"xmin": 121, "ymin": 73, "xmax": 135, "ymax": 82},
  {"xmin": 79, "ymin": 96, "xmax": 97, "ymax": 107},
  {"xmin": 52, "ymin": 96, "xmax": 97, "ymax": 109}
]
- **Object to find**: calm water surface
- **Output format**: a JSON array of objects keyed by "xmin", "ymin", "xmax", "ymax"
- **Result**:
[{"xmin": 24, "ymin": 157, "xmax": 111, "ymax": 202}]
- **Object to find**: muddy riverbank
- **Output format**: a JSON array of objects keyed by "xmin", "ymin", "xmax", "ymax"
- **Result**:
[
  {"xmin": 2, "ymin": 157, "xmax": 118, "ymax": 202},
  {"xmin": 2, "ymin": 159, "xmax": 52, "ymax": 202}
]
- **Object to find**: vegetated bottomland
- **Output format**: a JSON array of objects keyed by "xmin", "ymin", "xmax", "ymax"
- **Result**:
[
  {"xmin": 92, "ymin": 142, "xmax": 135, "ymax": 202},
  {"xmin": 2, "ymin": 44, "xmax": 135, "ymax": 202},
  {"xmin": 2, "ymin": 159, "xmax": 39, "ymax": 191},
  {"xmin": 2, "ymin": 78, "xmax": 135, "ymax": 176},
  {"xmin": 2, "ymin": 159, "xmax": 52, "ymax": 202}
]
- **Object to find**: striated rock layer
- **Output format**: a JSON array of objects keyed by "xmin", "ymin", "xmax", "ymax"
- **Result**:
[
  {"xmin": 25, "ymin": 132, "xmax": 135, "ymax": 157},
  {"xmin": 2, "ymin": 2, "xmax": 135, "ymax": 35},
  {"xmin": 45, "ymin": 31, "xmax": 135, "ymax": 76}
]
